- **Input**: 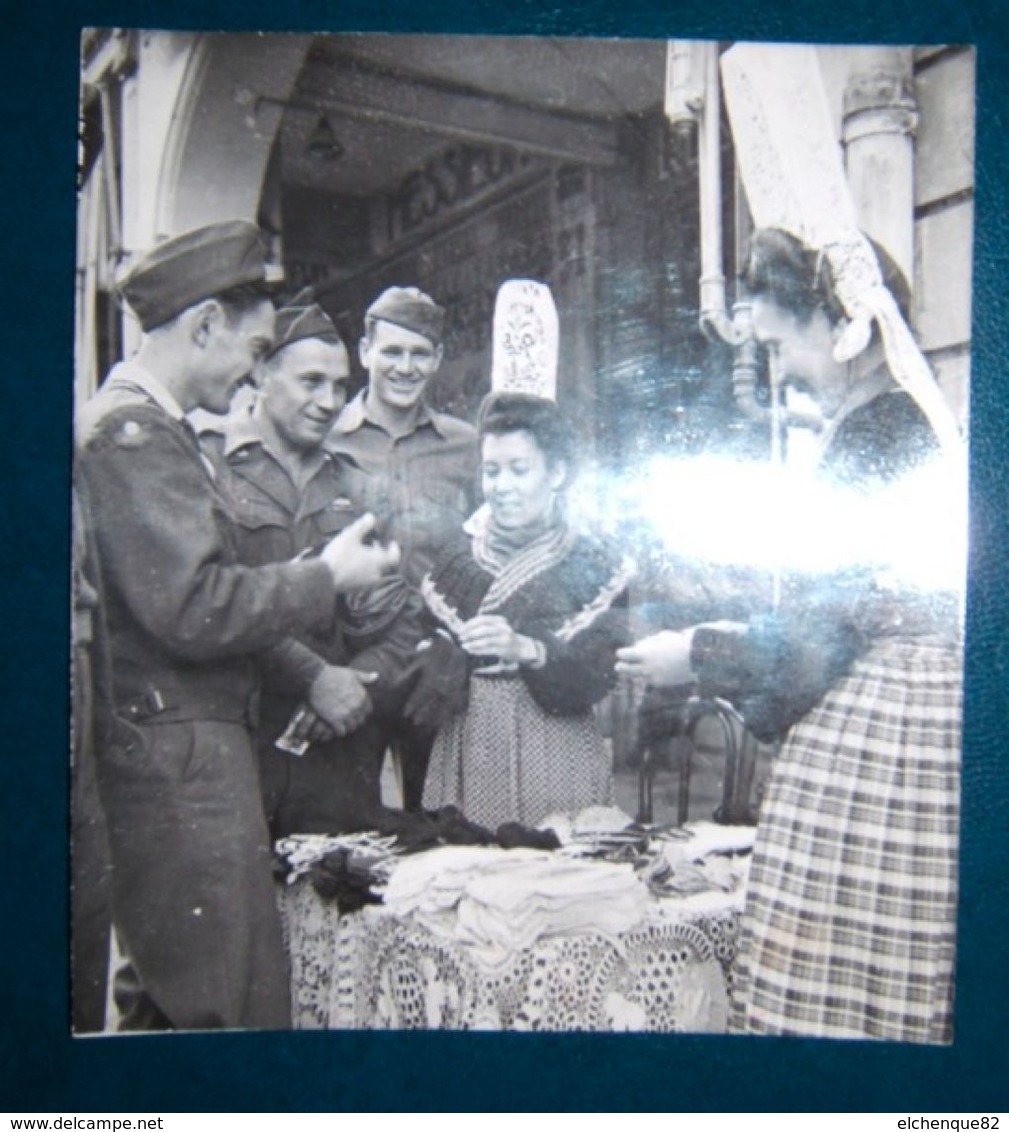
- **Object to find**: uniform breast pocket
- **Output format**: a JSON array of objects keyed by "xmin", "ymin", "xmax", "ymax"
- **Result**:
[
  {"xmin": 313, "ymin": 498, "xmax": 361, "ymax": 539},
  {"xmin": 229, "ymin": 501, "xmax": 294, "ymax": 565},
  {"xmin": 417, "ymin": 482, "xmax": 470, "ymax": 536},
  {"xmin": 421, "ymin": 481, "xmax": 468, "ymax": 514}
]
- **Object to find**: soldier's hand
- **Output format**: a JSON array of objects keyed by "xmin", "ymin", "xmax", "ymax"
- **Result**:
[
  {"xmin": 287, "ymin": 704, "xmax": 336, "ymax": 745},
  {"xmin": 308, "ymin": 665, "xmax": 378, "ymax": 737},
  {"xmin": 319, "ymin": 513, "xmax": 401, "ymax": 591}
]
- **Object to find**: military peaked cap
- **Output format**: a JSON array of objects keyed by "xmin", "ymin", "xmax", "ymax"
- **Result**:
[
  {"xmin": 365, "ymin": 286, "xmax": 445, "ymax": 346},
  {"xmin": 266, "ymin": 289, "xmax": 343, "ymax": 359},
  {"xmin": 118, "ymin": 219, "xmax": 274, "ymax": 331}
]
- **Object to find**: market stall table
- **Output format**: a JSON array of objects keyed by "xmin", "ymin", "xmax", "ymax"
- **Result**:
[{"xmin": 277, "ymin": 820, "xmax": 753, "ymax": 1033}]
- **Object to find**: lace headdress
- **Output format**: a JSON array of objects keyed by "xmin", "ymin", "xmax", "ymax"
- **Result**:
[
  {"xmin": 490, "ymin": 279, "xmax": 559, "ymax": 401},
  {"xmin": 720, "ymin": 42, "xmax": 963, "ymax": 456}
]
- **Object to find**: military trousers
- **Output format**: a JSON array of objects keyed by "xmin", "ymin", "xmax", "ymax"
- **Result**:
[{"xmin": 98, "ymin": 717, "xmax": 290, "ymax": 1030}]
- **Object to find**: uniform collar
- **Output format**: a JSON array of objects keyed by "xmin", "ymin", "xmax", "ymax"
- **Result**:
[
  {"xmin": 220, "ymin": 406, "xmax": 269, "ymax": 457},
  {"xmin": 217, "ymin": 405, "xmax": 332, "ymax": 482},
  {"xmin": 333, "ymin": 388, "xmax": 447, "ymax": 439},
  {"xmin": 106, "ymin": 359, "xmax": 187, "ymax": 422}
]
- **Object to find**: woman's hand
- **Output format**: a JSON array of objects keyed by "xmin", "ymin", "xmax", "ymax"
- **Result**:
[
  {"xmin": 616, "ymin": 622, "xmax": 750, "ymax": 687},
  {"xmin": 615, "ymin": 629, "xmax": 696, "ymax": 688},
  {"xmin": 457, "ymin": 614, "xmax": 541, "ymax": 666}
]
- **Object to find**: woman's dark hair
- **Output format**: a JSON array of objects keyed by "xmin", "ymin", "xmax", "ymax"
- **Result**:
[
  {"xmin": 740, "ymin": 227, "xmax": 911, "ymax": 327},
  {"xmin": 477, "ymin": 392, "xmax": 575, "ymax": 478}
]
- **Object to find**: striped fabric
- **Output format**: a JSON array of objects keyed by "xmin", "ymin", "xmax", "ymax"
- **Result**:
[
  {"xmin": 730, "ymin": 636, "xmax": 961, "ymax": 1044},
  {"xmin": 470, "ymin": 514, "xmax": 575, "ymax": 610}
]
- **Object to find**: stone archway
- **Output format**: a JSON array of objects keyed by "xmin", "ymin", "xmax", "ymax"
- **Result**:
[{"xmin": 154, "ymin": 32, "xmax": 312, "ymax": 236}]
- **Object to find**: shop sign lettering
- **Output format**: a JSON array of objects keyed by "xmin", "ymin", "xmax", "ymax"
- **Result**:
[{"xmin": 384, "ymin": 144, "xmax": 539, "ymax": 244}]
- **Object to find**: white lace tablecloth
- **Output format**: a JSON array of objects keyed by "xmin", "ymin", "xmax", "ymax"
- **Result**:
[{"xmin": 278, "ymin": 862, "xmax": 741, "ymax": 1033}]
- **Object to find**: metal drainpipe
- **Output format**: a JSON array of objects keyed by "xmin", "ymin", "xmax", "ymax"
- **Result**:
[
  {"xmin": 667, "ymin": 41, "xmax": 829, "ymax": 432},
  {"xmin": 666, "ymin": 42, "xmax": 766, "ymax": 423},
  {"xmin": 841, "ymin": 48, "xmax": 917, "ymax": 286},
  {"xmin": 728, "ymin": 299, "xmax": 764, "ymax": 422},
  {"xmin": 695, "ymin": 43, "xmax": 738, "ymax": 349}
]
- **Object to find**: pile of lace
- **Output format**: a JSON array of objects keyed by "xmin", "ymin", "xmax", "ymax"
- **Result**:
[
  {"xmin": 277, "ymin": 831, "xmax": 401, "ymax": 884},
  {"xmin": 378, "ymin": 844, "xmax": 651, "ymax": 965},
  {"xmin": 276, "ymin": 832, "xmax": 401, "ymax": 911},
  {"xmin": 373, "ymin": 813, "xmax": 754, "ymax": 964},
  {"xmin": 275, "ymin": 806, "xmax": 755, "ymax": 931},
  {"xmin": 542, "ymin": 806, "xmax": 755, "ymax": 903}
]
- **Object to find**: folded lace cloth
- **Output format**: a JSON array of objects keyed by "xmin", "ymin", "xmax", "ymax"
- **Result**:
[
  {"xmin": 660, "ymin": 821, "xmax": 757, "ymax": 863},
  {"xmin": 539, "ymin": 805, "xmax": 637, "ymax": 844},
  {"xmin": 378, "ymin": 845, "xmax": 650, "ymax": 965},
  {"xmin": 625, "ymin": 822, "xmax": 754, "ymax": 919}
]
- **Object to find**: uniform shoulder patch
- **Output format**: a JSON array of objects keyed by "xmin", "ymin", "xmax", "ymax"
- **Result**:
[{"xmin": 112, "ymin": 419, "xmax": 150, "ymax": 448}]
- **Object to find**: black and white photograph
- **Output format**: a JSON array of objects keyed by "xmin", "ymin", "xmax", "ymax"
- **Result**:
[{"xmin": 71, "ymin": 30, "xmax": 971, "ymax": 1043}]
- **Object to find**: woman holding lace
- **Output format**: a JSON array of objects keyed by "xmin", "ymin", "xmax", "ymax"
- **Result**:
[
  {"xmin": 404, "ymin": 391, "xmax": 634, "ymax": 831},
  {"xmin": 617, "ymin": 228, "xmax": 963, "ymax": 1044}
]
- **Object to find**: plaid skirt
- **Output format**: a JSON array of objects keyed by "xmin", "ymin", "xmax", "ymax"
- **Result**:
[{"xmin": 730, "ymin": 636, "xmax": 961, "ymax": 1043}]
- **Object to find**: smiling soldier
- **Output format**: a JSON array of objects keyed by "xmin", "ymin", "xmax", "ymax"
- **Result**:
[
  {"xmin": 75, "ymin": 221, "xmax": 400, "ymax": 1031},
  {"xmin": 328, "ymin": 286, "xmax": 479, "ymax": 808},
  {"xmin": 202, "ymin": 294, "xmax": 424, "ymax": 838}
]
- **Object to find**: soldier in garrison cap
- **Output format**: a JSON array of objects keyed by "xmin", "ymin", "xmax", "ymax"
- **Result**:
[
  {"xmin": 328, "ymin": 286, "xmax": 480, "ymax": 809},
  {"xmin": 201, "ymin": 293, "xmax": 426, "ymax": 837},
  {"xmin": 75, "ymin": 221, "xmax": 400, "ymax": 1031}
]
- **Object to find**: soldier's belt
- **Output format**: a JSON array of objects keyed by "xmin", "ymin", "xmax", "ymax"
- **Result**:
[{"xmin": 117, "ymin": 676, "xmax": 260, "ymax": 727}]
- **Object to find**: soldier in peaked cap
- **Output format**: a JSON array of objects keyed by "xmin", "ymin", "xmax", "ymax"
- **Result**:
[
  {"xmin": 75, "ymin": 221, "xmax": 400, "ymax": 1031},
  {"xmin": 201, "ymin": 292, "xmax": 426, "ymax": 837},
  {"xmin": 328, "ymin": 286, "xmax": 480, "ymax": 809}
]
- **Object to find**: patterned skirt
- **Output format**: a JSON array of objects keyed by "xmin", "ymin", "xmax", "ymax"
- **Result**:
[
  {"xmin": 730, "ymin": 637, "xmax": 961, "ymax": 1044},
  {"xmin": 423, "ymin": 674, "xmax": 615, "ymax": 830}
]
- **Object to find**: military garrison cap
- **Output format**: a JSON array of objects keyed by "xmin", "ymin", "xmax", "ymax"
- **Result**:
[
  {"xmin": 118, "ymin": 219, "xmax": 276, "ymax": 331},
  {"xmin": 365, "ymin": 286, "xmax": 445, "ymax": 346},
  {"xmin": 266, "ymin": 289, "xmax": 344, "ymax": 359}
]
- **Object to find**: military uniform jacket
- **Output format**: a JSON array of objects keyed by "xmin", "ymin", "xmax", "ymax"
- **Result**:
[
  {"xmin": 202, "ymin": 413, "xmax": 425, "ymax": 719},
  {"xmin": 76, "ymin": 361, "xmax": 338, "ymax": 725},
  {"xmin": 327, "ymin": 391, "xmax": 480, "ymax": 586}
]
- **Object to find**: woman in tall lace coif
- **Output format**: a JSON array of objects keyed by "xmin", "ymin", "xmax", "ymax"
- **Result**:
[
  {"xmin": 405, "ymin": 391, "xmax": 634, "ymax": 831},
  {"xmin": 617, "ymin": 228, "xmax": 963, "ymax": 1044}
]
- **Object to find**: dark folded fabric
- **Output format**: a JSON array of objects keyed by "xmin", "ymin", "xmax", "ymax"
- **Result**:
[
  {"xmin": 308, "ymin": 850, "xmax": 384, "ymax": 912},
  {"xmin": 401, "ymin": 636, "xmax": 474, "ymax": 730},
  {"xmin": 496, "ymin": 822, "xmax": 562, "ymax": 851},
  {"xmin": 298, "ymin": 805, "xmax": 563, "ymax": 907}
]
